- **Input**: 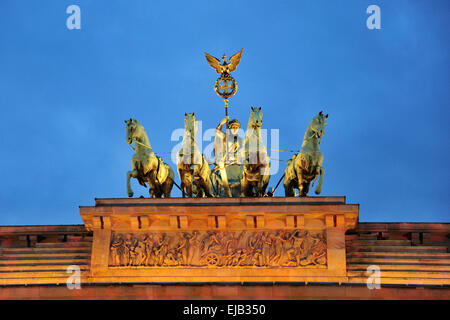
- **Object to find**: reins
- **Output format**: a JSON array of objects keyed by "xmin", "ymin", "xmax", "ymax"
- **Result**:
[{"xmin": 127, "ymin": 139, "xmax": 155, "ymax": 152}]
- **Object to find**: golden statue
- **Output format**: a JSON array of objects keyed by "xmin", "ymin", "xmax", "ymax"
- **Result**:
[
  {"xmin": 204, "ymin": 48, "xmax": 243, "ymax": 76},
  {"xmin": 283, "ymin": 111, "xmax": 328, "ymax": 196},
  {"xmin": 124, "ymin": 119, "xmax": 174, "ymax": 198},
  {"xmin": 205, "ymin": 49, "xmax": 243, "ymax": 112},
  {"xmin": 211, "ymin": 116, "xmax": 243, "ymax": 197},
  {"xmin": 205, "ymin": 49, "xmax": 247, "ymax": 197},
  {"xmin": 176, "ymin": 112, "xmax": 214, "ymax": 197}
]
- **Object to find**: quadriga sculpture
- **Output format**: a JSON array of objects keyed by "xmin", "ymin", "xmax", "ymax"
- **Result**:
[
  {"xmin": 177, "ymin": 112, "xmax": 213, "ymax": 197},
  {"xmin": 125, "ymin": 118, "xmax": 174, "ymax": 198},
  {"xmin": 284, "ymin": 111, "xmax": 328, "ymax": 197}
]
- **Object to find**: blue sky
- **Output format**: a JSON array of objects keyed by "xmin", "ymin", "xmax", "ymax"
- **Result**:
[{"xmin": 0, "ymin": 0, "xmax": 448, "ymax": 225}]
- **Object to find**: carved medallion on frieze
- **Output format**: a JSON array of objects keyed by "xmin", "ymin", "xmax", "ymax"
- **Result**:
[{"xmin": 109, "ymin": 230, "xmax": 327, "ymax": 268}]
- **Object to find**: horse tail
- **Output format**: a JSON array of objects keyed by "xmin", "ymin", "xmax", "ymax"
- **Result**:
[{"xmin": 201, "ymin": 154, "xmax": 212, "ymax": 179}]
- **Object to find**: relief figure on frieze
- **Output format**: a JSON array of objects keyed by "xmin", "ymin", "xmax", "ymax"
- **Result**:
[{"xmin": 186, "ymin": 231, "xmax": 202, "ymax": 266}]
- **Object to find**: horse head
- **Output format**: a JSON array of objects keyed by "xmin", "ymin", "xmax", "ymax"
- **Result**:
[
  {"xmin": 124, "ymin": 118, "xmax": 142, "ymax": 145},
  {"xmin": 125, "ymin": 118, "xmax": 145, "ymax": 145},
  {"xmin": 308, "ymin": 111, "xmax": 328, "ymax": 140},
  {"xmin": 184, "ymin": 112, "xmax": 197, "ymax": 138},
  {"xmin": 248, "ymin": 106, "xmax": 263, "ymax": 129}
]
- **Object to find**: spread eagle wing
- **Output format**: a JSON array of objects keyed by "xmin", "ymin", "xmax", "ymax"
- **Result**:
[
  {"xmin": 204, "ymin": 52, "xmax": 223, "ymax": 73},
  {"xmin": 228, "ymin": 48, "xmax": 243, "ymax": 72}
]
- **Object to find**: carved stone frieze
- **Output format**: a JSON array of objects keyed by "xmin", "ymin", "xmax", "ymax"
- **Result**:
[{"xmin": 109, "ymin": 230, "xmax": 327, "ymax": 268}]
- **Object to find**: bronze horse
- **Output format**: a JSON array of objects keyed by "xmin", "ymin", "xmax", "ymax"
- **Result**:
[
  {"xmin": 283, "ymin": 111, "xmax": 328, "ymax": 197},
  {"xmin": 176, "ymin": 112, "xmax": 213, "ymax": 197},
  {"xmin": 125, "ymin": 119, "xmax": 174, "ymax": 198},
  {"xmin": 240, "ymin": 107, "xmax": 270, "ymax": 197}
]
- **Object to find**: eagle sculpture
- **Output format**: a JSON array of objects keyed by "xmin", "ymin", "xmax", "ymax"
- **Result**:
[{"xmin": 204, "ymin": 48, "xmax": 243, "ymax": 74}]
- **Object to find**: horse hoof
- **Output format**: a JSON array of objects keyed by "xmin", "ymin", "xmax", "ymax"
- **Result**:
[
  {"xmin": 314, "ymin": 189, "xmax": 321, "ymax": 195},
  {"xmin": 128, "ymin": 191, "xmax": 134, "ymax": 197}
]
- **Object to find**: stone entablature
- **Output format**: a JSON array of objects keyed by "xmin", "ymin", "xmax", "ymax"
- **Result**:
[{"xmin": 79, "ymin": 197, "xmax": 358, "ymax": 283}]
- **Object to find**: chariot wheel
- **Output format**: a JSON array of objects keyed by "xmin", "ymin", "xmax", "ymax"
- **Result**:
[{"xmin": 205, "ymin": 253, "xmax": 219, "ymax": 266}]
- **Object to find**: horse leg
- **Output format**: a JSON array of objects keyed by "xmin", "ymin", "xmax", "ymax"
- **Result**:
[
  {"xmin": 284, "ymin": 175, "xmax": 296, "ymax": 197},
  {"xmin": 147, "ymin": 171, "xmax": 157, "ymax": 198},
  {"xmin": 126, "ymin": 169, "xmax": 138, "ymax": 197},
  {"xmin": 284, "ymin": 179, "xmax": 294, "ymax": 197},
  {"xmin": 256, "ymin": 177, "xmax": 264, "ymax": 197},
  {"xmin": 246, "ymin": 181, "xmax": 254, "ymax": 197},
  {"xmin": 197, "ymin": 176, "xmax": 211, "ymax": 198},
  {"xmin": 163, "ymin": 166, "xmax": 175, "ymax": 198},
  {"xmin": 256, "ymin": 170, "xmax": 263, "ymax": 196},
  {"xmin": 203, "ymin": 175, "xmax": 214, "ymax": 198},
  {"xmin": 180, "ymin": 181, "xmax": 186, "ymax": 198},
  {"xmin": 210, "ymin": 171, "xmax": 219, "ymax": 196},
  {"xmin": 178, "ymin": 168, "xmax": 186, "ymax": 198},
  {"xmin": 184, "ymin": 173, "xmax": 193, "ymax": 197},
  {"xmin": 219, "ymin": 164, "xmax": 232, "ymax": 197},
  {"xmin": 190, "ymin": 165, "xmax": 196, "ymax": 197},
  {"xmin": 283, "ymin": 165, "xmax": 296, "ymax": 197},
  {"xmin": 151, "ymin": 185, "xmax": 162, "ymax": 198},
  {"xmin": 294, "ymin": 167, "xmax": 305, "ymax": 197},
  {"xmin": 302, "ymin": 181, "xmax": 311, "ymax": 197},
  {"xmin": 259, "ymin": 164, "xmax": 270, "ymax": 196},
  {"xmin": 240, "ymin": 175, "xmax": 248, "ymax": 197},
  {"xmin": 240, "ymin": 168, "xmax": 253, "ymax": 197},
  {"xmin": 194, "ymin": 180, "xmax": 203, "ymax": 198},
  {"xmin": 155, "ymin": 181, "xmax": 165, "ymax": 198},
  {"xmin": 163, "ymin": 179, "xmax": 173, "ymax": 198},
  {"xmin": 314, "ymin": 167, "xmax": 325, "ymax": 195}
]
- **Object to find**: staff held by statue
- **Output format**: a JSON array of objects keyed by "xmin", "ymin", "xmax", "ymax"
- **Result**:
[{"xmin": 204, "ymin": 48, "xmax": 243, "ymax": 147}]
